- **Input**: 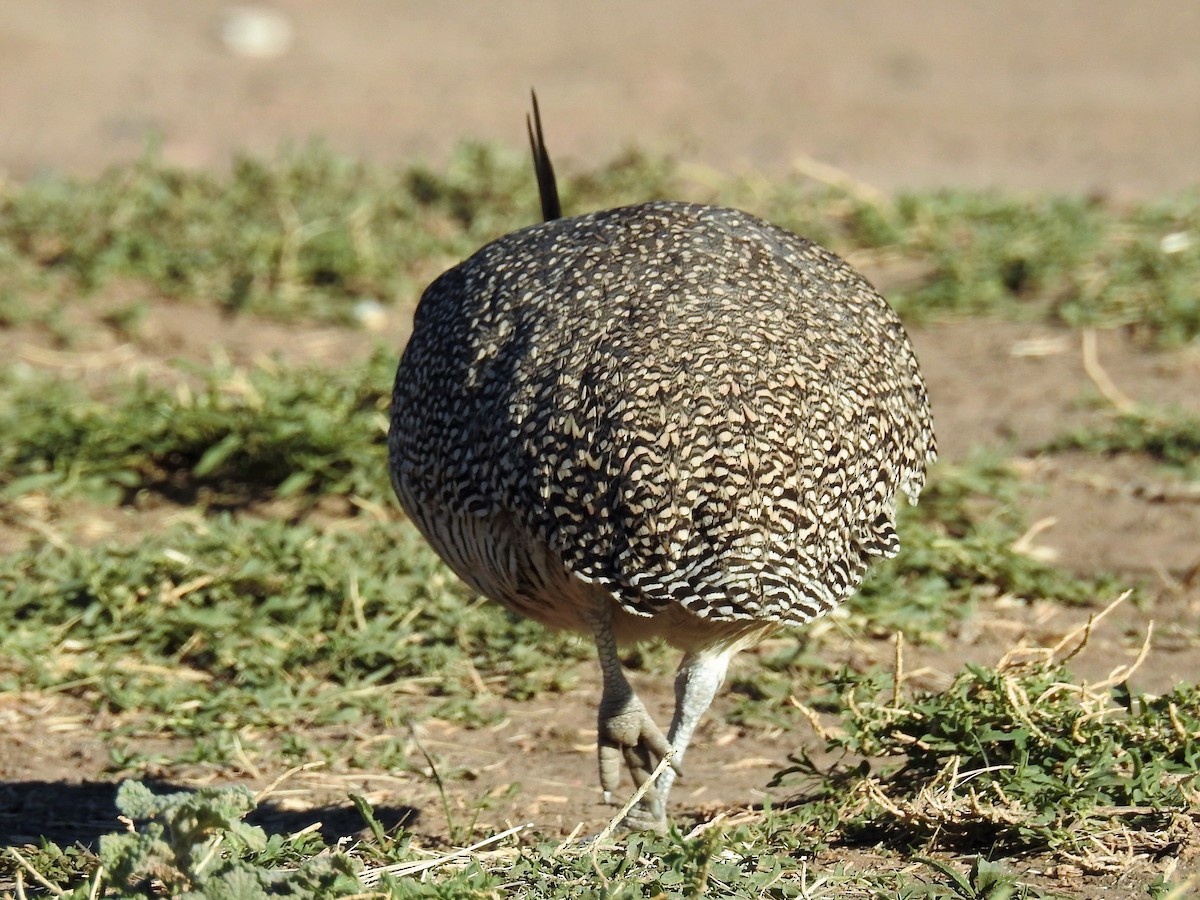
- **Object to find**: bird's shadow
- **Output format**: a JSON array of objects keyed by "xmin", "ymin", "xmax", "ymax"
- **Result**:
[{"xmin": 0, "ymin": 779, "xmax": 419, "ymax": 850}]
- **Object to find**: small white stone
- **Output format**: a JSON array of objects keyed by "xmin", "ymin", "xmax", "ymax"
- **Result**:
[
  {"xmin": 353, "ymin": 298, "xmax": 389, "ymax": 331},
  {"xmin": 1160, "ymin": 231, "xmax": 1192, "ymax": 254},
  {"xmin": 220, "ymin": 6, "xmax": 293, "ymax": 59}
]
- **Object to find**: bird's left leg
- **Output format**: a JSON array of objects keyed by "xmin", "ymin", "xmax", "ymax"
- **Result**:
[{"xmin": 588, "ymin": 601, "xmax": 677, "ymax": 830}]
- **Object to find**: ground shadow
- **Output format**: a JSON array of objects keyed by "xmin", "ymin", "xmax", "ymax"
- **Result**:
[{"xmin": 0, "ymin": 779, "xmax": 419, "ymax": 849}]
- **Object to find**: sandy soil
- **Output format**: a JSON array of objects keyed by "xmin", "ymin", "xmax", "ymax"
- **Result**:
[
  {"xmin": 1, "ymin": 1, "xmax": 1199, "ymax": 194},
  {"xmin": 1, "ymin": 293, "xmax": 1197, "ymax": 855},
  {"xmin": 1, "ymin": 3, "xmax": 1199, "ymax": 893}
]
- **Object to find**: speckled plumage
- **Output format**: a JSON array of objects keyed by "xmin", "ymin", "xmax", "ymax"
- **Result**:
[
  {"xmin": 389, "ymin": 187, "xmax": 935, "ymax": 829},
  {"xmin": 390, "ymin": 201, "xmax": 934, "ymax": 632}
]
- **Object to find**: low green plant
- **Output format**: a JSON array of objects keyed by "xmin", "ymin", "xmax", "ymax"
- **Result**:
[
  {"xmin": 772, "ymin": 632, "xmax": 1200, "ymax": 863},
  {"xmin": 0, "ymin": 514, "xmax": 590, "ymax": 746},
  {"xmin": 13, "ymin": 680, "xmax": 1172, "ymax": 899},
  {"xmin": 0, "ymin": 349, "xmax": 395, "ymax": 506},
  {"xmin": 2, "ymin": 146, "xmax": 1198, "ymax": 344},
  {"xmin": 0, "ymin": 453, "xmax": 1114, "ymax": 750},
  {"xmin": 1044, "ymin": 407, "xmax": 1200, "ymax": 480},
  {"xmin": 63, "ymin": 781, "xmax": 358, "ymax": 898}
]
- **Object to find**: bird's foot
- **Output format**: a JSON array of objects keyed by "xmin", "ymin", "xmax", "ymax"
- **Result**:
[
  {"xmin": 616, "ymin": 798, "xmax": 668, "ymax": 834},
  {"xmin": 596, "ymin": 692, "xmax": 679, "ymax": 830}
]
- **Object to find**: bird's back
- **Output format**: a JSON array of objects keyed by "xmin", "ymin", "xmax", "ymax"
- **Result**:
[{"xmin": 390, "ymin": 200, "xmax": 935, "ymax": 634}]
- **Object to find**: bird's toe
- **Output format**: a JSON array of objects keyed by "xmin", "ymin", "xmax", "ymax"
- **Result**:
[
  {"xmin": 619, "ymin": 800, "xmax": 668, "ymax": 834},
  {"xmin": 595, "ymin": 693, "xmax": 681, "ymax": 815}
]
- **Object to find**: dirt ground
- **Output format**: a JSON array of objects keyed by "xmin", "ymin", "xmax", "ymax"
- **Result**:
[
  {"xmin": 1, "ymin": 2, "xmax": 1199, "ymax": 890},
  {"xmin": 2, "ymin": 1, "xmax": 1200, "ymax": 195},
  {"xmin": 1, "ymin": 290, "xmax": 1198, "ymax": 858}
]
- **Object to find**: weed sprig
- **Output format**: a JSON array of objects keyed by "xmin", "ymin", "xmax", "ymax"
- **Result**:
[
  {"xmin": 774, "ymin": 602, "xmax": 1200, "ymax": 872},
  {"xmin": 0, "ymin": 350, "xmax": 395, "ymax": 506},
  {"xmin": 1045, "ymin": 408, "xmax": 1200, "ymax": 481}
]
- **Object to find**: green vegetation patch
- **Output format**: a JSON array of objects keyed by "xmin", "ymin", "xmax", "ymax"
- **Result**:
[
  {"xmin": 776, "ymin": 652, "xmax": 1199, "ymax": 861},
  {"xmin": 0, "ymin": 515, "xmax": 589, "ymax": 742},
  {"xmin": 9, "ymin": 640, "xmax": 1197, "ymax": 898},
  {"xmin": 0, "ymin": 349, "xmax": 395, "ymax": 506},
  {"xmin": 1044, "ymin": 407, "xmax": 1200, "ymax": 480},
  {"xmin": 2, "ymin": 145, "xmax": 1199, "ymax": 344},
  {"xmin": 875, "ymin": 192, "xmax": 1200, "ymax": 345},
  {"xmin": 4, "ymin": 142, "xmax": 1193, "ymax": 897},
  {"xmin": 0, "ymin": 318, "xmax": 1125, "ymax": 781},
  {"xmin": 0, "ymin": 144, "xmax": 679, "ymax": 328},
  {"xmin": 98, "ymin": 781, "xmax": 358, "ymax": 897},
  {"xmin": 0, "ymin": 455, "xmax": 1115, "ymax": 749}
]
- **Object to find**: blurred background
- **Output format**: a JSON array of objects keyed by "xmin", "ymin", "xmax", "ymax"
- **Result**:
[{"xmin": 1, "ymin": 0, "xmax": 1198, "ymax": 194}]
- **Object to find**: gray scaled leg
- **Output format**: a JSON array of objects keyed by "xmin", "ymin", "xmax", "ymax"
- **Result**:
[
  {"xmin": 588, "ymin": 601, "xmax": 677, "ymax": 831},
  {"xmin": 653, "ymin": 647, "xmax": 736, "ymax": 806}
]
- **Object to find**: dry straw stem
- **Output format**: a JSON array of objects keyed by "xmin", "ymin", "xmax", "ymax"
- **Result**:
[
  {"xmin": 1010, "ymin": 516, "xmax": 1059, "ymax": 562},
  {"xmin": 1081, "ymin": 328, "xmax": 1138, "ymax": 414},
  {"xmin": 1061, "ymin": 813, "xmax": 1199, "ymax": 876},
  {"xmin": 6, "ymin": 852, "xmax": 102, "ymax": 900},
  {"xmin": 253, "ymin": 760, "xmax": 329, "ymax": 806},
  {"xmin": 790, "ymin": 154, "xmax": 891, "ymax": 211},
  {"xmin": 6, "ymin": 847, "xmax": 65, "ymax": 897},
  {"xmin": 788, "ymin": 694, "xmax": 838, "ymax": 742},
  {"xmin": 1158, "ymin": 872, "xmax": 1200, "ymax": 900},
  {"xmin": 892, "ymin": 631, "xmax": 904, "ymax": 708},
  {"xmin": 982, "ymin": 592, "xmax": 1152, "ymax": 749},
  {"xmin": 17, "ymin": 342, "xmax": 141, "ymax": 374},
  {"xmin": 863, "ymin": 593, "xmax": 1198, "ymax": 872},
  {"xmin": 590, "ymin": 748, "xmax": 678, "ymax": 849},
  {"xmin": 856, "ymin": 756, "xmax": 1029, "ymax": 832},
  {"xmin": 357, "ymin": 821, "xmax": 533, "ymax": 886},
  {"xmin": 358, "ymin": 751, "xmax": 685, "ymax": 896},
  {"xmin": 997, "ymin": 589, "xmax": 1133, "ymax": 672}
]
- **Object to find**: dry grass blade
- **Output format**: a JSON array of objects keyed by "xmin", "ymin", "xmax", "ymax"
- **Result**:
[
  {"xmin": 5, "ymin": 848, "xmax": 65, "ymax": 897},
  {"xmin": 1048, "ymin": 590, "xmax": 1132, "ymax": 663},
  {"xmin": 1011, "ymin": 516, "xmax": 1059, "ymax": 561},
  {"xmin": 789, "ymin": 695, "xmax": 837, "ymax": 742},
  {"xmin": 356, "ymin": 821, "xmax": 532, "ymax": 886},
  {"xmin": 1161, "ymin": 874, "xmax": 1200, "ymax": 900},
  {"xmin": 1091, "ymin": 620, "xmax": 1154, "ymax": 691},
  {"xmin": 1081, "ymin": 329, "xmax": 1138, "ymax": 414},
  {"xmin": 997, "ymin": 590, "xmax": 1132, "ymax": 672},
  {"xmin": 765, "ymin": 598, "xmax": 1200, "ymax": 882},
  {"xmin": 590, "ymin": 748, "xmax": 677, "ymax": 849},
  {"xmin": 791, "ymin": 154, "xmax": 890, "ymax": 210},
  {"xmin": 253, "ymin": 760, "xmax": 328, "ymax": 805}
]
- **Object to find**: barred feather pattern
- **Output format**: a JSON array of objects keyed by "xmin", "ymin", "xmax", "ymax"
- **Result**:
[{"xmin": 389, "ymin": 201, "xmax": 936, "ymax": 638}]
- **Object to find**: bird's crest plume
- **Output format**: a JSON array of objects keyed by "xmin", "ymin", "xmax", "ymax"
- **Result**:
[{"xmin": 526, "ymin": 90, "xmax": 561, "ymax": 222}]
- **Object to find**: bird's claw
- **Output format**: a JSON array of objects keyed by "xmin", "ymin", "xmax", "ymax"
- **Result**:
[{"xmin": 596, "ymin": 693, "xmax": 680, "ymax": 828}]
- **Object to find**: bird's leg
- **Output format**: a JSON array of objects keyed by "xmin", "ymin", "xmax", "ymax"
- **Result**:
[
  {"xmin": 588, "ymin": 602, "xmax": 676, "ymax": 830},
  {"xmin": 654, "ymin": 647, "xmax": 735, "ymax": 803}
]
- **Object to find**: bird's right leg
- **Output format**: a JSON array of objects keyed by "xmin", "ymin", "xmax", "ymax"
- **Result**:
[
  {"xmin": 654, "ymin": 646, "xmax": 735, "ymax": 803},
  {"xmin": 588, "ymin": 601, "xmax": 676, "ymax": 831}
]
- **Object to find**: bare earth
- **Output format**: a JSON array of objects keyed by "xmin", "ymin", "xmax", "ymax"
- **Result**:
[
  {"xmin": 1, "ymin": 2, "xmax": 1199, "ymax": 894},
  {"xmin": 3, "ymin": 1, "xmax": 1200, "ymax": 195}
]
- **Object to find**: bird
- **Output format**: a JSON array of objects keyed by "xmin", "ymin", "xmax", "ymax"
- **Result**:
[{"xmin": 388, "ymin": 95, "xmax": 936, "ymax": 831}]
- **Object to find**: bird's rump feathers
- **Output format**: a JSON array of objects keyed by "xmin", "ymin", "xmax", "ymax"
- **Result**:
[{"xmin": 389, "ymin": 200, "xmax": 935, "ymax": 636}]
